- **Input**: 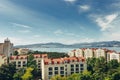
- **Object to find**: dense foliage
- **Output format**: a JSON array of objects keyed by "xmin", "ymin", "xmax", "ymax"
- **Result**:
[
  {"xmin": 51, "ymin": 57, "xmax": 120, "ymax": 80},
  {"xmin": 0, "ymin": 63, "xmax": 16, "ymax": 80},
  {"xmin": 29, "ymin": 51, "xmax": 69, "ymax": 58}
]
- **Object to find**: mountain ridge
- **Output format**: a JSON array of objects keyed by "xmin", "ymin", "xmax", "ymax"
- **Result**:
[{"xmin": 15, "ymin": 41, "xmax": 120, "ymax": 48}]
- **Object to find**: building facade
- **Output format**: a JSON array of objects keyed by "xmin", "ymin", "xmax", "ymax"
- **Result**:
[
  {"xmin": 107, "ymin": 52, "xmax": 120, "ymax": 62},
  {"xmin": 41, "ymin": 57, "xmax": 86, "ymax": 80},
  {"xmin": 0, "ymin": 38, "xmax": 13, "ymax": 57},
  {"xmin": 9, "ymin": 54, "xmax": 48, "ymax": 70},
  {"xmin": 94, "ymin": 48, "xmax": 106, "ymax": 58},
  {"xmin": 84, "ymin": 48, "xmax": 93, "ymax": 58},
  {"xmin": 68, "ymin": 48, "xmax": 120, "ymax": 62}
]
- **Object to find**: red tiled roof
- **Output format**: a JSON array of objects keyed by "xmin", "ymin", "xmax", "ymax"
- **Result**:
[{"xmin": 44, "ymin": 57, "xmax": 85, "ymax": 65}]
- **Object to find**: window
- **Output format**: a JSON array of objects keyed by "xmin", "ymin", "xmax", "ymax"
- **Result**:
[
  {"xmin": 60, "ymin": 71, "xmax": 64, "ymax": 74},
  {"xmin": 38, "ymin": 60, "xmax": 41, "ymax": 62},
  {"xmin": 80, "ymin": 64, "xmax": 83, "ymax": 67},
  {"xmin": 54, "ymin": 67, "xmax": 58, "ymax": 70},
  {"xmin": 80, "ymin": 68, "xmax": 83, "ymax": 71},
  {"xmin": 71, "ymin": 64, "xmax": 74, "ymax": 67},
  {"xmin": 60, "ymin": 67, "xmax": 64, "ymax": 70},
  {"xmin": 49, "ymin": 72, "xmax": 52, "ymax": 75},
  {"xmin": 65, "ymin": 65, "xmax": 67, "ymax": 67},
  {"xmin": 18, "ymin": 65, "xmax": 21, "ymax": 67},
  {"xmin": 76, "ymin": 68, "xmax": 79, "ymax": 71},
  {"xmin": 76, "ymin": 64, "xmax": 79, "ymax": 67},
  {"xmin": 18, "ymin": 61, "xmax": 21, "ymax": 64},
  {"xmin": 49, "ymin": 67, "xmax": 52, "ymax": 71},
  {"xmin": 55, "ymin": 71, "xmax": 58, "ymax": 74},
  {"xmin": 23, "ymin": 61, "xmax": 26, "ymax": 64},
  {"xmin": 38, "ymin": 63, "xmax": 41, "ymax": 65},
  {"xmin": 38, "ymin": 66, "xmax": 40, "ymax": 68},
  {"xmin": 71, "ymin": 72, "xmax": 74, "ymax": 74},
  {"xmin": 71, "ymin": 68, "xmax": 74, "ymax": 71}
]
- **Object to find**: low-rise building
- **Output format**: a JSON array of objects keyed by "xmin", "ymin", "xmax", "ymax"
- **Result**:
[
  {"xmin": 41, "ymin": 57, "xmax": 86, "ymax": 80},
  {"xmin": 9, "ymin": 54, "xmax": 48, "ymax": 70}
]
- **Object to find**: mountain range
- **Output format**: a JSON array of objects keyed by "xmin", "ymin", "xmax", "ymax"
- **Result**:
[{"xmin": 15, "ymin": 41, "xmax": 120, "ymax": 48}]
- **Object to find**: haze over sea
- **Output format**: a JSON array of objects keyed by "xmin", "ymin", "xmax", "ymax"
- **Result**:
[{"xmin": 29, "ymin": 47, "xmax": 120, "ymax": 53}]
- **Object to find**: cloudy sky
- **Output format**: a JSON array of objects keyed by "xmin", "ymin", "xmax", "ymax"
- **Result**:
[{"xmin": 0, "ymin": 0, "xmax": 120, "ymax": 45}]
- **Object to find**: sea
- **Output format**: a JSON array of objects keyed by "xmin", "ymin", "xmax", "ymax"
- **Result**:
[{"xmin": 29, "ymin": 47, "xmax": 120, "ymax": 53}]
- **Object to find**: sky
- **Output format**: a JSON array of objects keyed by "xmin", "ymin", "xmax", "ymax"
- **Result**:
[{"xmin": 0, "ymin": 0, "xmax": 120, "ymax": 45}]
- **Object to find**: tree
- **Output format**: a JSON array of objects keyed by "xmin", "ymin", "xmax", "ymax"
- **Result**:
[
  {"xmin": 27, "ymin": 54, "xmax": 36, "ymax": 68},
  {"xmin": 0, "ymin": 63, "xmax": 16, "ymax": 80},
  {"xmin": 112, "ymin": 72, "xmax": 120, "ymax": 80},
  {"xmin": 107, "ymin": 59, "xmax": 119, "ymax": 69},
  {"xmin": 21, "ymin": 67, "xmax": 34, "ymax": 80},
  {"xmin": 13, "ymin": 68, "xmax": 25, "ymax": 80},
  {"xmin": 79, "ymin": 70, "xmax": 92, "ymax": 80},
  {"xmin": 50, "ymin": 75, "xmax": 62, "ymax": 80},
  {"xmin": 13, "ymin": 51, "xmax": 19, "ymax": 55}
]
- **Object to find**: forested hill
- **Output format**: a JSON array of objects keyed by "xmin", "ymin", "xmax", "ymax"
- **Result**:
[{"xmin": 15, "ymin": 41, "xmax": 120, "ymax": 48}]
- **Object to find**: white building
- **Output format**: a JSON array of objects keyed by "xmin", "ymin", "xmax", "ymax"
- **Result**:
[
  {"xmin": 75, "ymin": 49, "xmax": 84, "ymax": 57},
  {"xmin": 84, "ymin": 48, "xmax": 93, "ymax": 58},
  {"xmin": 9, "ymin": 54, "xmax": 48, "ymax": 70},
  {"xmin": 41, "ymin": 57, "xmax": 86, "ymax": 80},
  {"xmin": 68, "ymin": 50, "xmax": 75, "ymax": 57},
  {"xmin": 94, "ymin": 48, "xmax": 106, "ymax": 58},
  {"xmin": 107, "ymin": 51, "xmax": 120, "ymax": 62}
]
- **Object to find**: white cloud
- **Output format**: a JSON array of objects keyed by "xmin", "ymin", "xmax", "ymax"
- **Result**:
[
  {"xmin": 60, "ymin": 38, "xmax": 95, "ymax": 44},
  {"xmin": 18, "ymin": 30, "xmax": 31, "ymax": 33},
  {"xmin": 91, "ymin": 14, "xmax": 118, "ymax": 31},
  {"xmin": 11, "ymin": 23, "xmax": 32, "ymax": 28},
  {"xmin": 64, "ymin": 0, "xmax": 76, "ymax": 3},
  {"xmin": 79, "ymin": 5, "xmax": 90, "ymax": 11},
  {"xmin": 33, "ymin": 35, "xmax": 40, "ymax": 38},
  {"xmin": 54, "ymin": 30, "xmax": 63, "ymax": 35}
]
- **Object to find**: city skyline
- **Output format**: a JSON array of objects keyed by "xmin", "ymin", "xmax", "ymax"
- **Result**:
[{"xmin": 0, "ymin": 0, "xmax": 120, "ymax": 45}]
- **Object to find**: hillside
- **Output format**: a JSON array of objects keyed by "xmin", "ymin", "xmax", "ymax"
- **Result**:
[{"xmin": 15, "ymin": 41, "xmax": 120, "ymax": 48}]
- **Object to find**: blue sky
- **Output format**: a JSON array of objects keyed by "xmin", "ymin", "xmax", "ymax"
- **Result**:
[{"xmin": 0, "ymin": 0, "xmax": 120, "ymax": 45}]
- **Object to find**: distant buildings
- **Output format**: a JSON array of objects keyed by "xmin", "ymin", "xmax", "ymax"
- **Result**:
[
  {"xmin": 0, "ymin": 38, "xmax": 13, "ymax": 57},
  {"xmin": 14, "ymin": 48, "xmax": 30, "ymax": 55},
  {"xmin": 68, "ymin": 48, "xmax": 120, "ymax": 62},
  {"xmin": 1, "ymin": 38, "xmax": 120, "ymax": 80}
]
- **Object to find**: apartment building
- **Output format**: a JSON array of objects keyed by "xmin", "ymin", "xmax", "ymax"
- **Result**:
[
  {"xmin": 84, "ymin": 48, "xmax": 94, "ymax": 58},
  {"xmin": 75, "ymin": 49, "xmax": 84, "ymax": 57},
  {"xmin": 68, "ymin": 48, "xmax": 120, "ymax": 62},
  {"xmin": 41, "ymin": 57, "xmax": 86, "ymax": 80},
  {"xmin": 94, "ymin": 48, "xmax": 106, "ymax": 58},
  {"xmin": 107, "ymin": 51, "xmax": 120, "ymax": 62},
  {"xmin": 68, "ymin": 50, "xmax": 75, "ymax": 57},
  {"xmin": 9, "ymin": 54, "xmax": 48, "ymax": 70},
  {"xmin": 0, "ymin": 54, "xmax": 7, "ymax": 66}
]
